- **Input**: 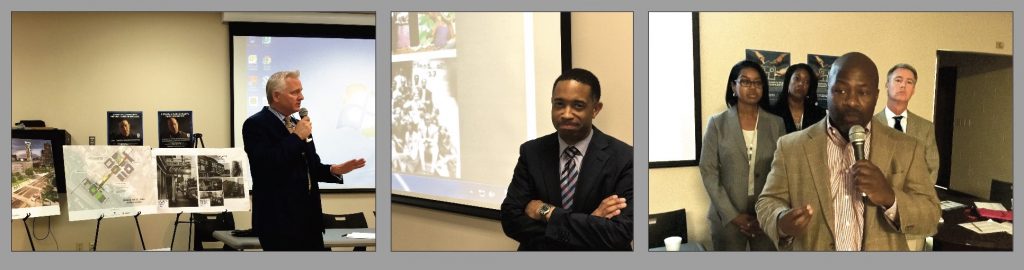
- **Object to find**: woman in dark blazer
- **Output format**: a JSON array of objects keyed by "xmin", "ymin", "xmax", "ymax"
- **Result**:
[
  {"xmin": 769, "ymin": 63, "xmax": 826, "ymax": 133},
  {"xmin": 699, "ymin": 60, "xmax": 785, "ymax": 251}
]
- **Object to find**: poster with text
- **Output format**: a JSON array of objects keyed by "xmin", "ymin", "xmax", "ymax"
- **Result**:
[
  {"xmin": 745, "ymin": 49, "xmax": 790, "ymax": 104},
  {"xmin": 158, "ymin": 111, "xmax": 194, "ymax": 148},
  {"xmin": 154, "ymin": 148, "xmax": 251, "ymax": 213},
  {"xmin": 808, "ymin": 54, "xmax": 838, "ymax": 109},
  {"xmin": 63, "ymin": 146, "xmax": 157, "ymax": 221},
  {"xmin": 11, "ymin": 138, "xmax": 60, "ymax": 219},
  {"xmin": 108, "ymin": 111, "xmax": 143, "ymax": 146}
]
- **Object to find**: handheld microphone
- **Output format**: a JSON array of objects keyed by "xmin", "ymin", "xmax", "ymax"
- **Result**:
[
  {"xmin": 849, "ymin": 125, "xmax": 867, "ymax": 161},
  {"xmin": 849, "ymin": 125, "xmax": 868, "ymax": 199},
  {"xmin": 298, "ymin": 107, "xmax": 312, "ymax": 141},
  {"xmin": 298, "ymin": 107, "xmax": 313, "ymax": 190},
  {"xmin": 849, "ymin": 124, "xmax": 869, "ymax": 251}
]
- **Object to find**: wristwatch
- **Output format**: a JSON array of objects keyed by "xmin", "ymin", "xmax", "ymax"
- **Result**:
[{"xmin": 538, "ymin": 203, "xmax": 554, "ymax": 221}]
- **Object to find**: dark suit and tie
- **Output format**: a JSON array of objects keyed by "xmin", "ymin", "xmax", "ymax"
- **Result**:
[
  {"xmin": 243, "ymin": 106, "xmax": 341, "ymax": 250},
  {"xmin": 500, "ymin": 128, "xmax": 633, "ymax": 250}
]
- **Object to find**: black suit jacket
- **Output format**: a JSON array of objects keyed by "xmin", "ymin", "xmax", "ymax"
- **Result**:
[
  {"xmin": 242, "ymin": 106, "xmax": 341, "ymax": 251},
  {"xmin": 500, "ymin": 128, "xmax": 634, "ymax": 251},
  {"xmin": 769, "ymin": 104, "xmax": 827, "ymax": 134}
]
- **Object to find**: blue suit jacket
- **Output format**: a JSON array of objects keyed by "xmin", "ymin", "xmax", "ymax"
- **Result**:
[{"xmin": 242, "ymin": 106, "xmax": 341, "ymax": 250}]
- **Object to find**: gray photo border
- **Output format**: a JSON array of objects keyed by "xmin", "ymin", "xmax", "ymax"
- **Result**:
[{"xmin": 3, "ymin": 1, "xmax": 1021, "ymax": 270}]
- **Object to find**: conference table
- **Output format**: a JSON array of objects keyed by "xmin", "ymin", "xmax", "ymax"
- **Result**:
[
  {"xmin": 213, "ymin": 228, "xmax": 376, "ymax": 250},
  {"xmin": 932, "ymin": 188, "xmax": 1012, "ymax": 251}
]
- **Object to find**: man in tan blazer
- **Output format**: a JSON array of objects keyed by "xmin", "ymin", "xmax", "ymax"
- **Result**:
[
  {"xmin": 874, "ymin": 63, "xmax": 941, "ymax": 251},
  {"xmin": 756, "ymin": 52, "xmax": 940, "ymax": 251},
  {"xmin": 874, "ymin": 63, "xmax": 940, "ymax": 184}
]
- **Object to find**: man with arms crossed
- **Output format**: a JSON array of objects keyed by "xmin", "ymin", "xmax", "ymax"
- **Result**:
[{"xmin": 501, "ymin": 68, "xmax": 633, "ymax": 251}]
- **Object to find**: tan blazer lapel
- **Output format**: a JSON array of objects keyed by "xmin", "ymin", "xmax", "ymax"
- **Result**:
[
  {"xmin": 907, "ymin": 112, "xmax": 928, "ymax": 141},
  {"xmin": 865, "ymin": 118, "xmax": 898, "ymax": 250},
  {"xmin": 801, "ymin": 121, "xmax": 837, "ymax": 239},
  {"xmin": 868, "ymin": 118, "xmax": 897, "ymax": 184}
]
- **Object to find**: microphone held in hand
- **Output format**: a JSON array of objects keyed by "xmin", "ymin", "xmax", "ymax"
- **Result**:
[
  {"xmin": 298, "ymin": 107, "xmax": 312, "ymax": 141},
  {"xmin": 849, "ymin": 125, "xmax": 868, "ymax": 199},
  {"xmin": 849, "ymin": 125, "xmax": 867, "ymax": 161},
  {"xmin": 298, "ymin": 107, "xmax": 313, "ymax": 189}
]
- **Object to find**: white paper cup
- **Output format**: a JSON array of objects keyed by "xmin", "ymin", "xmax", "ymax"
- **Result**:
[{"xmin": 664, "ymin": 236, "xmax": 682, "ymax": 251}]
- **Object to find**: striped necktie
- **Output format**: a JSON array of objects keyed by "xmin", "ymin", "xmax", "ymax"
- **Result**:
[
  {"xmin": 560, "ymin": 146, "xmax": 581, "ymax": 210},
  {"xmin": 284, "ymin": 117, "xmax": 296, "ymax": 133},
  {"xmin": 283, "ymin": 117, "xmax": 311, "ymax": 191}
]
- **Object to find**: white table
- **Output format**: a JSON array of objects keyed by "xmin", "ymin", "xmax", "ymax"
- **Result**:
[{"xmin": 212, "ymin": 228, "xmax": 375, "ymax": 250}]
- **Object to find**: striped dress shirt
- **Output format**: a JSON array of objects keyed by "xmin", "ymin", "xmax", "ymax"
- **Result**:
[{"xmin": 824, "ymin": 120, "xmax": 871, "ymax": 251}]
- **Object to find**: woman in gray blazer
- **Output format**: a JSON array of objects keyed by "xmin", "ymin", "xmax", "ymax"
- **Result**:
[{"xmin": 699, "ymin": 60, "xmax": 785, "ymax": 251}]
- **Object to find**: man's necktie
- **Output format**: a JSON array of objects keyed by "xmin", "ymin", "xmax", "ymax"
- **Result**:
[
  {"xmin": 285, "ymin": 117, "xmax": 296, "ymax": 133},
  {"xmin": 284, "ymin": 117, "xmax": 311, "ymax": 191},
  {"xmin": 893, "ymin": 116, "xmax": 904, "ymax": 132},
  {"xmin": 560, "ymin": 146, "xmax": 581, "ymax": 210}
]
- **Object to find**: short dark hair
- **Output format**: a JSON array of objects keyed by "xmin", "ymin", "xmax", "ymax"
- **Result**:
[
  {"xmin": 886, "ymin": 63, "xmax": 918, "ymax": 82},
  {"xmin": 773, "ymin": 63, "xmax": 820, "ymax": 110},
  {"xmin": 725, "ymin": 60, "xmax": 771, "ymax": 109},
  {"xmin": 553, "ymin": 68, "xmax": 601, "ymax": 102}
]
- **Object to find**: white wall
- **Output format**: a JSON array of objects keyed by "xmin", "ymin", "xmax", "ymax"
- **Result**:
[
  {"xmin": 11, "ymin": 12, "xmax": 376, "ymax": 251},
  {"xmin": 649, "ymin": 12, "xmax": 1013, "ymax": 250}
]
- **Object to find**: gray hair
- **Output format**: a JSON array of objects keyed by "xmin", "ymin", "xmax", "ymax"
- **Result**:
[
  {"xmin": 265, "ymin": 70, "xmax": 301, "ymax": 102},
  {"xmin": 886, "ymin": 63, "xmax": 918, "ymax": 82}
]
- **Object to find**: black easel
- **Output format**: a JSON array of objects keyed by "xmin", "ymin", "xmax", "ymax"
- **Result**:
[
  {"xmin": 92, "ymin": 214, "xmax": 104, "ymax": 251},
  {"xmin": 169, "ymin": 133, "xmax": 205, "ymax": 251},
  {"xmin": 133, "ymin": 211, "xmax": 146, "ymax": 250},
  {"xmin": 169, "ymin": 212, "xmax": 194, "ymax": 251},
  {"xmin": 21, "ymin": 213, "xmax": 35, "ymax": 251},
  {"xmin": 192, "ymin": 133, "xmax": 204, "ymax": 148}
]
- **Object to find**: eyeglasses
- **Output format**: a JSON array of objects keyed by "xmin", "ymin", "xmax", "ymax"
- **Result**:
[{"xmin": 735, "ymin": 79, "xmax": 763, "ymax": 88}]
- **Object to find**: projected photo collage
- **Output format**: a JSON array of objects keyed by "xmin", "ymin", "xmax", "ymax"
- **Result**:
[{"xmin": 391, "ymin": 12, "xmax": 461, "ymax": 179}]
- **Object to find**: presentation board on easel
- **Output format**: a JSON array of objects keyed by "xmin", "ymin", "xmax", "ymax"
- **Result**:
[
  {"xmin": 62, "ymin": 146, "xmax": 252, "ymax": 222},
  {"xmin": 153, "ymin": 148, "xmax": 251, "ymax": 213},
  {"xmin": 11, "ymin": 138, "xmax": 61, "ymax": 220}
]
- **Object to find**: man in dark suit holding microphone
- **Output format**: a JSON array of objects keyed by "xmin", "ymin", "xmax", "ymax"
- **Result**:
[
  {"xmin": 500, "ymin": 68, "xmax": 633, "ymax": 251},
  {"xmin": 243, "ymin": 70, "xmax": 366, "ymax": 251},
  {"xmin": 756, "ymin": 52, "xmax": 939, "ymax": 251}
]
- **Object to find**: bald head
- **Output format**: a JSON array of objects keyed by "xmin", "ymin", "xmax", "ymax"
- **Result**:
[
  {"xmin": 827, "ymin": 52, "xmax": 880, "ymax": 138},
  {"xmin": 828, "ymin": 52, "xmax": 879, "ymax": 89}
]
